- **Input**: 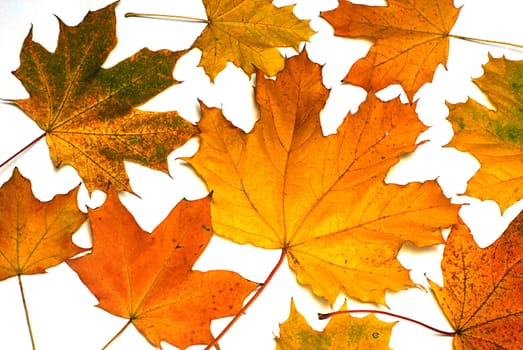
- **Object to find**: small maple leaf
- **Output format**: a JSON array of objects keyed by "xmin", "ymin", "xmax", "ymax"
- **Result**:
[
  {"xmin": 276, "ymin": 300, "xmax": 394, "ymax": 350},
  {"xmin": 186, "ymin": 50, "xmax": 459, "ymax": 305},
  {"xmin": 429, "ymin": 212, "xmax": 523, "ymax": 349},
  {"xmin": 447, "ymin": 55, "xmax": 523, "ymax": 211},
  {"xmin": 0, "ymin": 168, "xmax": 86, "ymax": 280},
  {"xmin": 13, "ymin": 3, "xmax": 197, "ymax": 193},
  {"xmin": 322, "ymin": 0, "xmax": 461, "ymax": 100},
  {"xmin": 193, "ymin": 0, "xmax": 315, "ymax": 80},
  {"xmin": 67, "ymin": 190, "xmax": 257, "ymax": 349}
]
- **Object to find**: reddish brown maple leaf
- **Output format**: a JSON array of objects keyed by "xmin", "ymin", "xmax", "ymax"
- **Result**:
[
  {"xmin": 430, "ymin": 213, "xmax": 523, "ymax": 349},
  {"xmin": 322, "ymin": 0, "xmax": 461, "ymax": 100},
  {"xmin": 67, "ymin": 190, "xmax": 257, "ymax": 349}
]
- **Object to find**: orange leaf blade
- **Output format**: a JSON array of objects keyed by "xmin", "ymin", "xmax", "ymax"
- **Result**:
[
  {"xmin": 322, "ymin": 0, "xmax": 460, "ymax": 100},
  {"xmin": 68, "ymin": 190, "xmax": 257, "ymax": 349},
  {"xmin": 0, "ymin": 168, "xmax": 86, "ymax": 280}
]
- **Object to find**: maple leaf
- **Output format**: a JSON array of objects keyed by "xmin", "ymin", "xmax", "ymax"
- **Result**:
[
  {"xmin": 192, "ymin": 0, "xmax": 315, "ymax": 80},
  {"xmin": 186, "ymin": 50, "xmax": 459, "ymax": 305},
  {"xmin": 322, "ymin": 0, "xmax": 461, "ymax": 100},
  {"xmin": 12, "ymin": 3, "xmax": 197, "ymax": 193},
  {"xmin": 447, "ymin": 56, "xmax": 523, "ymax": 211},
  {"xmin": 67, "ymin": 189, "xmax": 257, "ymax": 349},
  {"xmin": 276, "ymin": 300, "xmax": 393, "ymax": 349},
  {"xmin": 429, "ymin": 212, "xmax": 523, "ymax": 349},
  {"xmin": 0, "ymin": 168, "xmax": 86, "ymax": 280}
]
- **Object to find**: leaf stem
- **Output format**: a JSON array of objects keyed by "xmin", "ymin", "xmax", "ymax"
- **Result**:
[
  {"xmin": 124, "ymin": 12, "xmax": 209, "ymax": 24},
  {"xmin": 204, "ymin": 248, "xmax": 288, "ymax": 350},
  {"xmin": 450, "ymin": 34, "xmax": 523, "ymax": 50},
  {"xmin": 18, "ymin": 274, "xmax": 36, "ymax": 350},
  {"xmin": 318, "ymin": 309, "xmax": 456, "ymax": 336},
  {"xmin": 0, "ymin": 132, "xmax": 46, "ymax": 170},
  {"xmin": 101, "ymin": 319, "xmax": 133, "ymax": 350}
]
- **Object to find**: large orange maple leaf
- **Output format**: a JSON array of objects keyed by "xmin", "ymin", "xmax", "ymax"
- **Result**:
[
  {"xmin": 429, "ymin": 212, "xmax": 523, "ymax": 349},
  {"xmin": 322, "ymin": 0, "xmax": 461, "ymax": 100},
  {"xmin": 0, "ymin": 168, "xmax": 86, "ymax": 280},
  {"xmin": 193, "ymin": 0, "xmax": 315, "ymax": 80},
  {"xmin": 67, "ymin": 190, "xmax": 257, "ymax": 349},
  {"xmin": 447, "ymin": 55, "xmax": 523, "ymax": 211},
  {"xmin": 187, "ymin": 50, "xmax": 459, "ymax": 305},
  {"xmin": 13, "ymin": 3, "xmax": 197, "ymax": 193}
]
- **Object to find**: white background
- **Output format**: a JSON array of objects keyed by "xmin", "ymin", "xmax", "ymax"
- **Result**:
[{"xmin": 0, "ymin": 0, "xmax": 522, "ymax": 349}]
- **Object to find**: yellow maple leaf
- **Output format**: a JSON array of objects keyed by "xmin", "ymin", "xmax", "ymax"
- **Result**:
[
  {"xmin": 193, "ymin": 0, "xmax": 315, "ymax": 80},
  {"xmin": 186, "ymin": 50, "xmax": 459, "ymax": 305}
]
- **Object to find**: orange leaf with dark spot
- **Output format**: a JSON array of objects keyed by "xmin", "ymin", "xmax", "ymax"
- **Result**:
[
  {"xmin": 0, "ymin": 168, "xmax": 86, "ymax": 280},
  {"xmin": 67, "ymin": 190, "xmax": 257, "ymax": 349},
  {"xmin": 429, "ymin": 213, "xmax": 523, "ymax": 349},
  {"xmin": 322, "ymin": 0, "xmax": 460, "ymax": 100}
]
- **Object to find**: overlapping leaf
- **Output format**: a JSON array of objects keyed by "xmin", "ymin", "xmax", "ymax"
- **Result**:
[
  {"xmin": 13, "ymin": 3, "xmax": 197, "ymax": 193},
  {"xmin": 187, "ymin": 50, "xmax": 459, "ymax": 305},
  {"xmin": 429, "ymin": 212, "xmax": 523, "ymax": 349},
  {"xmin": 447, "ymin": 56, "xmax": 523, "ymax": 211},
  {"xmin": 322, "ymin": 0, "xmax": 461, "ymax": 100},
  {"xmin": 276, "ymin": 300, "xmax": 393, "ymax": 349},
  {"xmin": 67, "ymin": 190, "xmax": 257, "ymax": 349},
  {"xmin": 193, "ymin": 0, "xmax": 314, "ymax": 80},
  {"xmin": 0, "ymin": 168, "xmax": 86, "ymax": 280}
]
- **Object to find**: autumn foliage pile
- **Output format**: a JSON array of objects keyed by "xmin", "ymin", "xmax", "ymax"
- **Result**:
[{"xmin": 0, "ymin": 0, "xmax": 522, "ymax": 349}]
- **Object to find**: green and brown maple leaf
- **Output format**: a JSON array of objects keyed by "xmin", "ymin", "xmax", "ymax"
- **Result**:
[
  {"xmin": 13, "ymin": 3, "xmax": 197, "ymax": 193},
  {"xmin": 186, "ymin": 50, "xmax": 459, "ymax": 305}
]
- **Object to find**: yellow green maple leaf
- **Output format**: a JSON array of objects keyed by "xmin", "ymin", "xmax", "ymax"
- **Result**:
[
  {"xmin": 276, "ymin": 300, "xmax": 394, "ymax": 350},
  {"xmin": 447, "ymin": 55, "xmax": 523, "ymax": 211}
]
